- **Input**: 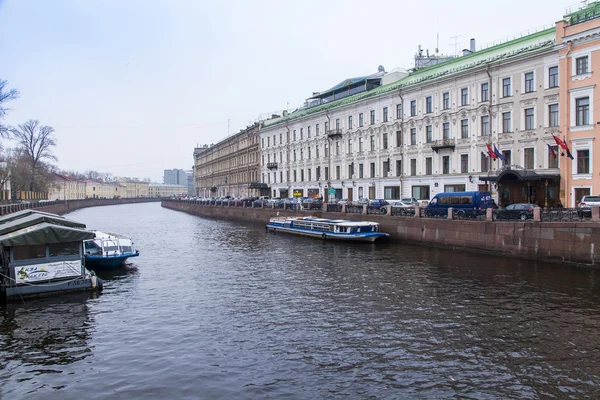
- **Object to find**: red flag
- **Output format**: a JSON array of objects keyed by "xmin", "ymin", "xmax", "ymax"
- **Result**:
[
  {"xmin": 553, "ymin": 135, "xmax": 569, "ymax": 151},
  {"xmin": 486, "ymin": 143, "xmax": 497, "ymax": 159}
]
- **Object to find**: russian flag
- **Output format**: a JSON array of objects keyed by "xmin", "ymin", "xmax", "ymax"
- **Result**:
[
  {"xmin": 547, "ymin": 143, "xmax": 557, "ymax": 159},
  {"xmin": 486, "ymin": 143, "xmax": 497, "ymax": 159}
]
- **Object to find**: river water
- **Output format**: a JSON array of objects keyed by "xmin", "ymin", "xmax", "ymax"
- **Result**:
[{"xmin": 1, "ymin": 202, "xmax": 600, "ymax": 399}]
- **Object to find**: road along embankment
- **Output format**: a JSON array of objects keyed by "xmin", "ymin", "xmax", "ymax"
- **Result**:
[{"xmin": 162, "ymin": 200, "xmax": 600, "ymax": 267}]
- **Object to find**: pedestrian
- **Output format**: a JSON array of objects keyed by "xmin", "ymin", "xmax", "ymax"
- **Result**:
[{"xmin": 557, "ymin": 199, "xmax": 563, "ymax": 208}]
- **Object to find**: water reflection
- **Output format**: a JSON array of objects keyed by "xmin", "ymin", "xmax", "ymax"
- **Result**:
[
  {"xmin": 92, "ymin": 263, "xmax": 139, "ymax": 281},
  {"xmin": 0, "ymin": 294, "xmax": 94, "ymax": 395}
]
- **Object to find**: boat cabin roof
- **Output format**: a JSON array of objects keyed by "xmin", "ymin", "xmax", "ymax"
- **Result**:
[
  {"xmin": 0, "ymin": 209, "xmax": 75, "ymax": 224},
  {"xmin": 285, "ymin": 216, "xmax": 379, "ymax": 226},
  {"xmin": 0, "ymin": 222, "xmax": 94, "ymax": 247},
  {"xmin": 90, "ymin": 230, "xmax": 130, "ymax": 240},
  {"xmin": 0, "ymin": 213, "xmax": 87, "ymax": 236}
]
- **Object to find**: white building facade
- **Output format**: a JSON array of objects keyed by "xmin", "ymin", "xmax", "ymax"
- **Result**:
[{"xmin": 259, "ymin": 29, "xmax": 562, "ymax": 207}]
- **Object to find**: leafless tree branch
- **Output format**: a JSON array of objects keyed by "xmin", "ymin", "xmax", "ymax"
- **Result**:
[
  {"xmin": 0, "ymin": 79, "xmax": 20, "ymax": 137},
  {"xmin": 8, "ymin": 119, "xmax": 57, "ymax": 192}
]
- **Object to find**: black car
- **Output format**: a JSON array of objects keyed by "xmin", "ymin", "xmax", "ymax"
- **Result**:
[{"xmin": 497, "ymin": 203, "xmax": 536, "ymax": 220}]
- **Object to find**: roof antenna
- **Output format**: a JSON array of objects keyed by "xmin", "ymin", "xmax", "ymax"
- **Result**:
[{"xmin": 436, "ymin": 20, "xmax": 439, "ymax": 54}]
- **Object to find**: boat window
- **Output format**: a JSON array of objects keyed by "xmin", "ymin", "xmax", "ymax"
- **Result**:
[
  {"xmin": 120, "ymin": 246, "xmax": 133, "ymax": 253},
  {"xmin": 85, "ymin": 241, "xmax": 101, "ymax": 250},
  {"xmin": 49, "ymin": 241, "xmax": 80, "ymax": 257},
  {"xmin": 13, "ymin": 244, "xmax": 46, "ymax": 260},
  {"xmin": 104, "ymin": 246, "xmax": 119, "ymax": 252}
]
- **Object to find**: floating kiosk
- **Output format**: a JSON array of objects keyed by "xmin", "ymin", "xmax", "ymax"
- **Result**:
[{"xmin": 0, "ymin": 210, "xmax": 103, "ymax": 302}]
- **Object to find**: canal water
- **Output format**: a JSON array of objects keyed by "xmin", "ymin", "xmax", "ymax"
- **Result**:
[{"xmin": 1, "ymin": 202, "xmax": 600, "ymax": 399}]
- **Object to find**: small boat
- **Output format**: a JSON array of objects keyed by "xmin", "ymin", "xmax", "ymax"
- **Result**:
[
  {"xmin": 266, "ymin": 216, "xmax": 389, "ymax": 242},
  {"xmin": 0, "ymin": 210, "xmax": 103, "ymax": 302},
  {"xmin": 84, "ymin": 231, "xmax": 139, "ymax": 269}
]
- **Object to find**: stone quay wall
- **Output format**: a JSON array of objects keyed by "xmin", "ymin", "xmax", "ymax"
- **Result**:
[
  {"xmin": 0, "ymin": 198, "xmax": 161, "ymax": 217},
  {"xmin": 162, "ymin": 200, "xmax": 600, "ymax": 267}
]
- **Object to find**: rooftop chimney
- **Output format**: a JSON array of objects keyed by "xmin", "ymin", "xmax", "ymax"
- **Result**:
[{"xmin": 470, "ymin": 38, "xmax": 476, "ymax": 53}]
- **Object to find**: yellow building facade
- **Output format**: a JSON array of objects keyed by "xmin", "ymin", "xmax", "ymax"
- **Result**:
[
  {"xmin": 118, "ymin": 181, "xmax": 149, "ymax": 198},
  {"xmin": 49, "ymin": 174, "xmax": 86, "ymax": 200},
  {"xmin": 148, "ymin": 183, "xmax": 188, "ymax": 198}
]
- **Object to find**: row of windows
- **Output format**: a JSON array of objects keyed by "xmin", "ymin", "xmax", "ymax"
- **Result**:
[
  {"xmin": 262, "ymin": 146, "xmax": 565, "ymax": 185},
  {"xmin": 409, "ymin": 65, "xmax": 560, "ymax": 117},
  {"xmin": 262, "ymin": 101, "xmax": 572, "ymax": 163}
]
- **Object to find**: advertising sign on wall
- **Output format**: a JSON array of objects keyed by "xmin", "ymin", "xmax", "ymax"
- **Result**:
[{"xmin": 14, "ymin": 260, "xmax": 82, "ymax": 284}]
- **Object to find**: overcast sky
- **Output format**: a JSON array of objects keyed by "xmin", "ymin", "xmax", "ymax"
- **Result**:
[{"xmin": 0, "ymin": 0, "xmax": 578, "ymax": 182}]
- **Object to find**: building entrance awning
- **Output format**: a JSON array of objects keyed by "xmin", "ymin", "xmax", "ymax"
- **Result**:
[
  {"xmin": 249, "ymin": 183, "xmax": 269, "ymax": 189},
  {"xmin": 479, "ymin": 166, "xmax": 560, "ymax": 182}
]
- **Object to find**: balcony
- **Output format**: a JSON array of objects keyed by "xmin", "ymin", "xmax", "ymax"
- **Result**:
[
  {"xmin": 430, "ymin": 138, "xmax": 456, "ymax": 153},
  {"xmin": 327, "ymin": 129, "xmax": 343, "ymax": 139},
  {"xmin": 267, "ymin": 162, "xmax": 278, "ymax": 170}
]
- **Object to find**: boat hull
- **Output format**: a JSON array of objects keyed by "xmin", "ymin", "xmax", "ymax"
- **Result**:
[
  {"xmin": 267, "ymin": 225, "xmax": 388, "ymax": 242},
  {"xmin": 3, "ymin": 276, "xmax": 103, "ymax": 302},
  {"xmin": 85, "ymin": 252, "xmax": 139, "ymax": 269}
]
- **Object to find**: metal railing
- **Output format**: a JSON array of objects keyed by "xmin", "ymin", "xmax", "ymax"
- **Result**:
[
  {"xmin": 169, "ymin": 199, "xmax": 599, "ymax": 223},
  {"xmin": 541, "ymin": 208, "xmax": 590, "ymax": 222}
]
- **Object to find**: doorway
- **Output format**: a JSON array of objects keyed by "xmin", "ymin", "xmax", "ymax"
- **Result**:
[
  {"xmin": 347, "ymin": 188, "xmax": 353, "ymax": 201},
  {"xmin": 574, "ymin": 187, "xmax": 591, "ymax": 207}
]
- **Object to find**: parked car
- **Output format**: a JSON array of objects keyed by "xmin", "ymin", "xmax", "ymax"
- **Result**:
[
  {"xmin": 369, "ymin": 199, "xmax": 389, "ymax": 208},
  {"xmin": 501, "ymin": 203, "xmax": 536, "ymax": 220},
  {"xmin": 302, "ymin": 198, "xmax": 323, "ymax": 209},
  {"xmin": 425, "ymin": 191, "xmax": 492, "ymax": 217},
  {"xmin": 578, "ymin": 195, "xmax": 600, "ymax": 217},
  {"xmin": 352, "ymin": 198, "xmax": 369, "ymax": 206},
  {"xmin": 401, "ymin": 197, "xmax": 418, "ymax": 206},
  {"xmin": 337, "ymin": 198, "xmax": 351, "ymax": 205},
  {"xmin": 389, "ymin": 200, "xmax": 416, "ymax": 216}
]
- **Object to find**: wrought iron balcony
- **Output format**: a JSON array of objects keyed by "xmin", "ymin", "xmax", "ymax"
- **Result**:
[
  {"xmin": 267, "ymin": 162, "xmax": 278, "ymax": 170},
  {"xmin": 327, "ymin": 129, "xmax": 343, "ymax": 139},
  {"xmin": 430, "ymin": 138, "xmax": 456, "ymax": 153}
]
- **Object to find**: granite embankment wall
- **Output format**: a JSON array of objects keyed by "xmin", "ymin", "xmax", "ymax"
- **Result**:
[
  {"xmin": 0, "ymin": 198, "xmax": 161, "ymax": 216},
  {"xmin": 162, "ymin": 200, "xmax": 600, "ymax": 267}
]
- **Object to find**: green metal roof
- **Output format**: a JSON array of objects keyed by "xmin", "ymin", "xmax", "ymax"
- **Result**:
[
  {"xmin": 264, "ymin": 27, "xmax": 556, "ymax": 129},
  {"xmin": 565, "ymin": 1, "xmax": 600, "ymax": 25}
]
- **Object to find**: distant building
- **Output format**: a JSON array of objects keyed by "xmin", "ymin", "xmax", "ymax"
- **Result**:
[
  {"xmin": 49, "ymin": 173, "xmax": 86, "ymax": 200},
  {"xmin": 185, "ymin": 170, "xmax": 194, "ymax": 195},
  {"xmin": 163, "ymin": 169, "xmax": 187, "ymax": 185},
  {"xmin": 149, "ymin": 183, "xmax": 188, "ymax": 198},
  {"xmin": 117, "ymin": 180, "xmax": 149, "ymax": 198},
  {"xmin": 84, "ymin": 180, "xmax": 125, "ymax": 199},
  {"xmin": 194, "ymin": 123, "xmax": 262, "ymax": 198}
]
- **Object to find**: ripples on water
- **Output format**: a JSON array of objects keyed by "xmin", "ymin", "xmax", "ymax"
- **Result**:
[{"xmin": 1, "ymin": 202, "xmax": 600, "ymax": 399}]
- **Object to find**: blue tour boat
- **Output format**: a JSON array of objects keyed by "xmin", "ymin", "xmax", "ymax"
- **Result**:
[
  {"xmin": 84, "ymin": 231, "xmax": 139, "ymax": 268},
  {"xmin": 266, "ymin": 216, "xmax": 389, "ymax": 242}
]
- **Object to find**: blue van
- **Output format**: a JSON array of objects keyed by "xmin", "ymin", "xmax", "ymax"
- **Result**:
[{"xmin": 424, "ymin": 191, "xmax": 492, "ymax": 217}]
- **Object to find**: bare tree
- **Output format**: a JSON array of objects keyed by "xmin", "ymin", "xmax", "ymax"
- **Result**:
[
  {"xmin": 0, "ymin": 80, "xmax": 19, "ymax": 137},
  {"xmin": 9, "ymin": 120, "xmax": 57, "ymax": 192}
]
